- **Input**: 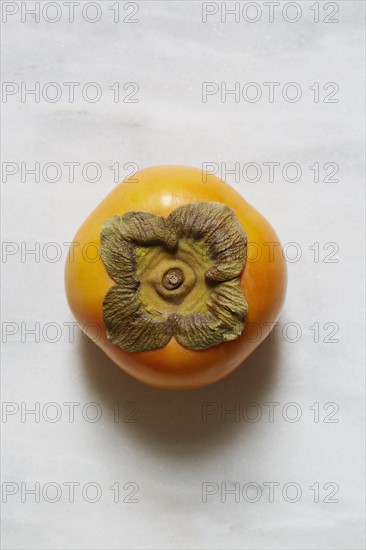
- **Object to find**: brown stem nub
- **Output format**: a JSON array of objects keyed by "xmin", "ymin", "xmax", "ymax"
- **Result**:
[{"xmin": 162, "ymin": 268, "xmax": 184, "ymax": 290}]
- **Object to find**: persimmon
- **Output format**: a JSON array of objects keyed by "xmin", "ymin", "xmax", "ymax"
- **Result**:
[{"xmin": 65, "ymin": 165, "xmax": 287, "ymax": 389}]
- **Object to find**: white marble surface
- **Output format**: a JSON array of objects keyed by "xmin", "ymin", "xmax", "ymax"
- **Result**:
[{"xmin": 2, "ymin": 1, "xmax": 365, "ymax": 549}]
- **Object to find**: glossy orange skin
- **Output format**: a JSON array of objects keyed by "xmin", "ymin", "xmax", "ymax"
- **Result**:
[{"xmin": 65, "ymin": 166, "xmax": 287, "ymax": 389}]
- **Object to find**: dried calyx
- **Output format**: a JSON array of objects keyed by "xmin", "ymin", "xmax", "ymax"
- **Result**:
[{"xmin": 100, "ymin": 201, "xmax": 248, "ymax": 352}]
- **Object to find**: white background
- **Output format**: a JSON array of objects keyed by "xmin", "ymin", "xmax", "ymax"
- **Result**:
[{"xmin": 1, "ymin": 1, "xmax": 365, "ymax": 549}]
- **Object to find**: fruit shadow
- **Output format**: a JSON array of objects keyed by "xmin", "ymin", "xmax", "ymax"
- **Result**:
[{"xmin": 79, "ymin": 329, "xmax": 283, "ymax": 458}]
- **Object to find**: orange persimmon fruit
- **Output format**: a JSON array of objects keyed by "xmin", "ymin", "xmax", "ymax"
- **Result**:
[{"xmin": 65, "ymin": 165, "xmax": 287, "ymax": 389}]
